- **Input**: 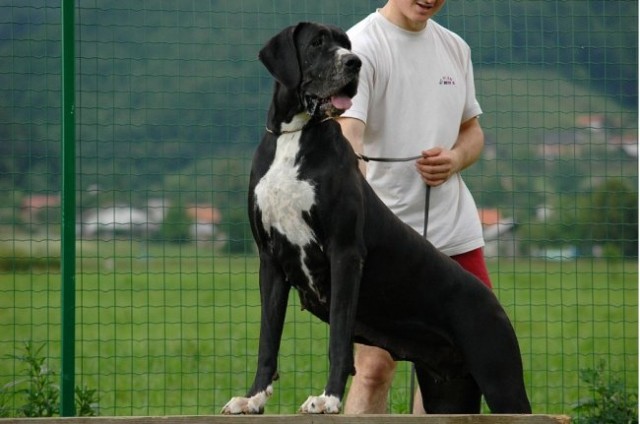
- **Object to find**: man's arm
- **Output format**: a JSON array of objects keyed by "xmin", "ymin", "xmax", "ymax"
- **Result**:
[
  {"xmin": 338, "ymin": 117, "xmax": 367, "ymax": 176},
  {"xmin": 415, "ymin": 116, "xmax": 484, "ymax": 187}
]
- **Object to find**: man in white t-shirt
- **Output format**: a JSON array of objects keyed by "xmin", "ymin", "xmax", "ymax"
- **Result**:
[{"xmin": 338, "ymin": 0, "xmax": 492, "ymax": 414}]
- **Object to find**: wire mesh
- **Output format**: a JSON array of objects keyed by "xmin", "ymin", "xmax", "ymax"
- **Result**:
[{"xmin": 0, "ymin": 0, "xmax": 637, "ymax": 417}]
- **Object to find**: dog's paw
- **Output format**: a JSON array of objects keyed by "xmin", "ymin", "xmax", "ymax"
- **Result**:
[
  {"xmin": 221, "ymin": 386, "xmax": 272, "ymax": 414},
  {"xmin": 299, "ymin": 393, "xmax": 341, "ymax": 414}
]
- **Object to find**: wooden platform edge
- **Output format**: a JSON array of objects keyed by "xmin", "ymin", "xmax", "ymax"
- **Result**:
[{"xmin": 0, "ymin": 414, "xmax": 571, "ymax": 424}]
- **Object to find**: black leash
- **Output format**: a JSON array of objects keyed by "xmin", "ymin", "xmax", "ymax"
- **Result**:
[
  {"xmin": 355, "ymin": 153, "xmax": 431, "ymax": 234},
  {"xmin": 356, "ymin": 153, "xmax": 422, "ymax": 163},
  {"xmin": 356, "ymin": 152, "xmax": 431, "ymax": 239},
  {"xmin": 357, "ymin": 152, "xmax": 430, "ymax": 413}
]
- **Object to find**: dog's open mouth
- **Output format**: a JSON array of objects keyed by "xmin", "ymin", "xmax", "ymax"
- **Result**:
[
  {"xmin": 319, "ymin": 77, "xmax": 359, "ymax": 117},
  {"xmin": 330, "ymin": 94, "xmax": 353, "ymax": 111}
]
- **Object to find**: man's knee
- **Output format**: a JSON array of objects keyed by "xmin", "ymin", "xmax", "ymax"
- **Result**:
[{"xmin": 354, "ymin": 344, "xmax": 396, "ymax": 388}]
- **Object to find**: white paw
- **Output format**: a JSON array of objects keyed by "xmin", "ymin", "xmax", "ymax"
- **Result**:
[
  {"xmin": 299, "ymin": 393, "xmax": 341, "ymax": 414},
  {"xmin": 221, "ymin": 386, "xmax": 272, "ymax": 414}
]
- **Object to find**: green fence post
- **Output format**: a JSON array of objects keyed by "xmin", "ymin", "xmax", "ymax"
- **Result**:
[{"xmin": 60, "ymin": 0, "xmax": 76, "ymax": 417}]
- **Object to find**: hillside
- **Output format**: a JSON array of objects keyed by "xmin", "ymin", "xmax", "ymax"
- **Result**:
[
  {"xmin": 0, "ymin": 1, "xmax": 637, "ymax": 219},
  {"xmin": 468, "ymin": 66, "xmax": 637, "ymax": 212}
]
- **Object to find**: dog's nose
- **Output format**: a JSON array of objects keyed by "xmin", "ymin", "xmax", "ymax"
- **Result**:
[{"xmin": 343, "ymin": 54, "xmax": 362, "ymax": 72}]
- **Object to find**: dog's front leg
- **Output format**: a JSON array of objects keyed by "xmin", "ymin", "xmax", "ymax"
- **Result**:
[
  {"xmin": 222, "ymin": 257, "xmax": 290, "ymax": 414},
  {"xmin": 300, "ymin": 248, "xmax": 363, "ymax": 414}
]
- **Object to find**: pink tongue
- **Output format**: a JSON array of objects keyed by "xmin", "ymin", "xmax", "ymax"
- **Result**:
[{"xmin": 331, "ymin": 95, "xmax": 352, "ymax": 110}]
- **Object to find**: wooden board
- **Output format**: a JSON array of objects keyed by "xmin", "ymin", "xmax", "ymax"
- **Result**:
[{"xmin": 0, "ymin": 414, "xmax": 571, "ymax": 424}]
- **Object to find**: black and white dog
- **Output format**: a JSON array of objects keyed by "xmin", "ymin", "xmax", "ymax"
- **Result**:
[{"xmin": 222, "ymin": 22, "xmax": 531, "ymax": 415}]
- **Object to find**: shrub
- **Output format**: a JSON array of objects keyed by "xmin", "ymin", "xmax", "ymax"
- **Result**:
[
  {"xmin": 0, "ymin": 342, "xmax": 99, "ymax": 417},
  {"xmin": 572, "ymin": 360, "xmax": 638, "ymax": 424}
]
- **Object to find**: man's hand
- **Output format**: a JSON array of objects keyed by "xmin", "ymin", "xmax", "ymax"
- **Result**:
[
  {"xmin": 415, "ymin": 117, "xmax": 484, "ymax": 187},
  {"xmin": 415, "ymin": 147, "xmax": 462, "ymax": 187}
]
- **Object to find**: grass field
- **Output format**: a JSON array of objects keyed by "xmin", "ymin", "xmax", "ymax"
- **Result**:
[{"xmin": 0, "ymin": 240, "xmax": 637, "ymax": 416}]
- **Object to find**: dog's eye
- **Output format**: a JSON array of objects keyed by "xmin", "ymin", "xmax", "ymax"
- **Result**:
[{"xmin": 311, "ymin": 36, "xmax": 324, "ymax": 48}]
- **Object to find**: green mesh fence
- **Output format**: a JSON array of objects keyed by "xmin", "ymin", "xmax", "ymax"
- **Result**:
[{"xmin": 0, "ymin": 0, "xmax": 637, "ymax": 418}]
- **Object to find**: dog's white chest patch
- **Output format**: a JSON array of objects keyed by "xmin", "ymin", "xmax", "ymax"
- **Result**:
[{"xmin": 254, "ymin": 131, "xmax": 316, "ymax": 247}]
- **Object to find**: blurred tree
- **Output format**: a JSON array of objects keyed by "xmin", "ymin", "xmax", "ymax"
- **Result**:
[
  {"xmin": 157, "ymin": 199, "xmax": 192, "ymax": 244},
  {"xmin": 589, "ymin": 179, "xmax": 638, "ymax": 258},
  {"xmin": 540, "ymin": 179, "xmax": 638, "ymax": 258}
]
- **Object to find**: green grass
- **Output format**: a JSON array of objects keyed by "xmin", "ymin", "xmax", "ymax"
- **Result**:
[{"xmin": 0, "ymin": 241, "xmax": 637, "ymax": 415}]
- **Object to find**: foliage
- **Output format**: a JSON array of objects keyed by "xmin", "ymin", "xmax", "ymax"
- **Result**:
[
  {"xmin": 12, "ymin": 343, "xmax": 59, "ymax": 417},
  {"xmin": 572, "ymin": 360, "xmax": 638, "ymax": 424},
  {"xmin": 589, "ymin": 179, "xmax": 639, "ymax": 257},
  {"xmin": 0, "ymin": 239, "xmax": 60, "ymax": 272},
  {"xmin": 157, "ymin": 200, "xmax": 192, "ymax": 244},
  {"xmin": 441, "ymin": 1, "xmax": 638, "ymax": 108},
  {"xmin": 75, "ymin": 386, "xmax": 100, "ymax": 418},
  {"xmin": 0, "ymin": 342, "xmax": 99, "ymax": 418},
  {"xmin": 533, "ymin": 178, "xmax": 638, "ymax": 258}
]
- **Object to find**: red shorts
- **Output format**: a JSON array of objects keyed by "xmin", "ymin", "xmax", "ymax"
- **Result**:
[{"xmin": 450, "ymin": 247, "xmax": 493, "ymax": 289}]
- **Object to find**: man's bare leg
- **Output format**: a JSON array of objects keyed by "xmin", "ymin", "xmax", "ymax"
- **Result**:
[
  {"xmin": 344, "ymin": 344, "xmax": 397, "ymax": 413},
  {"xmin": 413, "ymin": 386, "xmax": 425, "ymax": 414}
]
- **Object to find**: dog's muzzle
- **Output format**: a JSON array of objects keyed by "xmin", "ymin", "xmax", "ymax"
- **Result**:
[{"xmin": 312, "ymin": 53, "xmax": 361, "ymax": 117}]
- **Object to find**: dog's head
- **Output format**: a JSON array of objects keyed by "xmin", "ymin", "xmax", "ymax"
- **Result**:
[{"xmin": 259, "ymin": 22, "xmax": 361, "ymax": 118}]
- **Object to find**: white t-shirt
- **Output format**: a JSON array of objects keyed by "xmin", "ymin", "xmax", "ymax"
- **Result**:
[{"xmin": 343, "ymin": 11, "xmax": 484, "ymax": 256}]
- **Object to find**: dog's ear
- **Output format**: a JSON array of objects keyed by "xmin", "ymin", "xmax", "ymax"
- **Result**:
[{"xmin": 259, "ymin": 23, "xmax": 308, "ymax": 89}]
